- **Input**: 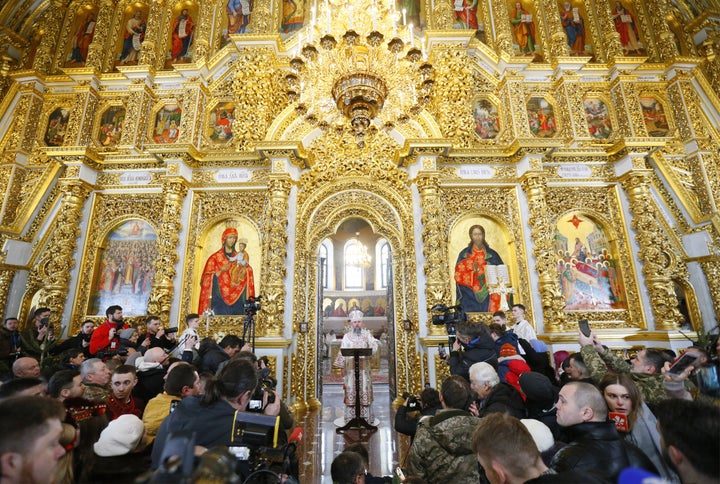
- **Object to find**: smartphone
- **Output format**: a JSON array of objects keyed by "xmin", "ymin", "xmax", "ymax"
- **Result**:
[
  {"xmin": 395, "ymin": 467, "xmax": 406, "ymax": 481},
  {"xmin": 578, "ymin": 319, "xmax": 591, "ymax": 337},
  {"xmin": 668, "ymin": 352, "xmax": 699, "ymax": 375},
  {"xmin": 438, "ymin": 343, "xmax": 446, "ymax": 358}
]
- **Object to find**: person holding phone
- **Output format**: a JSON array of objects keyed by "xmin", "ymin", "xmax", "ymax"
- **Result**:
[{"xmin": 599, "ymin": 373, "xmax": 680, "ymax": 482}]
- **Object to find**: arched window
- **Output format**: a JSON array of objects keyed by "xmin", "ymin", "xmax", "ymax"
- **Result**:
[
  {"xmin": 375, "ymin": 239, "xmax": 391, "ymax": 289},
  {"xmin": 344, "ymin": 238, "xmax": 366, "ymax": 289},
  {"xmin": 319, "ymin": 239, "xmax": 334, "ymax": 290}
]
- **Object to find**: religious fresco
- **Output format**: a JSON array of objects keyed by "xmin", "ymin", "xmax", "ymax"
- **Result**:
[
  {"xmin": 165, "ymin": 3, "xmax": 197, "ymax": 67},
  {"xmin": 527, "ymin": 97, "xmax": 557, "ymax": 138},
  {"xmin": 611, "ymin": 0, "xmax": 645, "ymax": 55},
  {"xmin": 281, "ymin": 0, "xmax": 305, "ymax": 33},
  {"xmin": 196, "ymin": 219, "xmax": 261, "ymax": 316},
  {"xmin": 98, "ymin": 106, "xmax": 125, "ymax": 147},
  {"xmin": 639, "ymin": 96, "xmax": 670, "ymax": 137},
  {"xmin": 65, "ymin": 6, "xmax": 98, "ymax": 67},
  {"xmin": 44, "ymin": 107, "xmax": 71, "ymax": 146},
  {"xmin": 584, "ymin": 98, "xmax": 613, "ymax": 140},
  {"xmin": 449, "ymin": 217, "xmax": 515, "ymax": 314},
  {"xmin": 222, "ymin": 0, "xmax": 253, "ymax": 46},
  {"xmin": 553, "ymin": 212, "xmax": 628, "ymax": 310},
  {"xmin": 209, "ymin": 102, "xmax": 235, "ymax": 142},
  {"xmin": 559, "ymin": 1, "xmax": 590, "ymax": 55},
  {"xmin": 453, "ymin": 0, "xmax": 479, "ymax": 29},
  {"xmin": 152, "ymin": 104, "xmax": 182, "ymax": 144},
  {"xmin": 323, "ymin": 297, "xmax": 388, "ymax": 318},
  {"xmin": 508, "ymin": 1, "xmax": 539, "ymax": 55},
  {"xmin": 116, "ymin": 5, "xmax": 149, "ymax": 66},
  {"xmin": 473, "ymin": 98, "xmax": 500, "ymax": 140},
  {"xmin": 89, "ymin": 220, "xmax": 157, "ymax": 316}
]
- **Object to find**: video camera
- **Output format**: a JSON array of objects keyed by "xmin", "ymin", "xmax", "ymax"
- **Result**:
[
  {"xmin": 247, "ymin": 378, "xmax": 277, "ymax": 413},
  {"xmin": 431, "ymin": 303, "xmax": 466, "ymax": 346},
  {"xmin": 244, "ymin": 296, "xmax": 262, "ymax": 316},
  {"xmin": 402, "ymin": 392, "xmax": 421, "ymax": 411}
]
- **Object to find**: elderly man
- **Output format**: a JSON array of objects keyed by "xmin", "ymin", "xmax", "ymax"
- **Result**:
[
  {"xmin": 0, "ymin": 396, "xmax": 66, "ymax": 484},
  {"xmin": 12, "ymin": 356, "xmax": 40, "ymax": 379},
  {"xmin": 335, "ymin": 311, "xmax": 378, "ymax": 425},
  {"xmin": 468, "ymin": 361, "xmax": 525, "ymax": 419},
  {"xmin": 407, "ymin": 375, "xmax": 480, "ymax": 482},
  {"xmin": 551, "ymin": 381, "xmax": 656, "ymax": 481},
  {"xmin": 80, "ymin": 358, "xmax": 112, "ymax": 401},
  {"xmin": 133, "ymin": 346, "xmax": 168, "ymax": 402}
]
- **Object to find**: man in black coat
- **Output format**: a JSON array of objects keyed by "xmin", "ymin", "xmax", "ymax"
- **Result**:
[
  {"xmin": 447, "ymin": 322, "xmax": 497, "ymax": 381},
  {"xmin": 550, "ymin": 381, "xmax": 656, "ymax": 481}
]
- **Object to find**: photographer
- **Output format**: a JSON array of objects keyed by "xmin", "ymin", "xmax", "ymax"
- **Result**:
[
  {"xmin": 20, "ymin": 307, "xmax": 56, "ymax": 359},
  {"xmin": 139, "ymin": 315, "xmax": 176, "ymax": 351},
  {"xmin": 52, "ymin": 319, "xmax": 95, "ymax": 358},
  {"xmin": 151, "ymin": 358, "xmax": 280, "ymax": 469},
  {"xmin": 90, "ymin": 305, "xmax": 129, "ymax": 357},
  {"xmin": 394, "ymin": 387, "xmax": 441, "ymax": 439},
  {"xmin": 446, "ymin": 322, "xmax": 497, "ymax": 381}
]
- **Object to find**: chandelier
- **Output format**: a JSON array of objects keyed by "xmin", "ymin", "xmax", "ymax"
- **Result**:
[
  {"xmin": 285, "ymin": 0, "xmax": 435, "ymax": 147},
  {"xmin": 346, "ymin": 236, "xmax": 372, "ymax": 268}
]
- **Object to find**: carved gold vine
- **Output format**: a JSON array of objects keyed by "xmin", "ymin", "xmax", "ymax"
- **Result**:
[{"xmin": 620, "ymin": 169, "xmax": 681, "ymax": 330}]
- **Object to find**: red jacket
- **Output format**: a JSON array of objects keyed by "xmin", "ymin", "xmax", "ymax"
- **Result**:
[{"xmin": 89, "ymin": 320, "xmax": 128, "ymax": 356}]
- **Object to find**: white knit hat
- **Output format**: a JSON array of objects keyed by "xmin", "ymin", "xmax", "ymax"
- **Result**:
[
  {"xmin": 520, "ymin": 418, "xmax": 555, "ymax": 453},
  {"xmin": 93, "ymin": 414, "xmax": 145, "ymax": 457}
]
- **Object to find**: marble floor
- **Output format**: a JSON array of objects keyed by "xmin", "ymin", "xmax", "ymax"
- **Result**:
[{"xmin": 295, "ymin": 383, "xmax": 412, "ymax": 483}]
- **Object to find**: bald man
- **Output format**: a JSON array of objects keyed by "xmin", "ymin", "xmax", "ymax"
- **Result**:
[
  {"xmin": 134, "ymin": 347, "xmax": 169, "ymax": 402},
  {"xmin": 12, "ymin": 357, "xmax": 41, "ymax": 379}
]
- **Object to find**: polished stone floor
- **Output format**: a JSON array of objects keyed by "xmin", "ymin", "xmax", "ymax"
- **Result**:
[{"xmin": 295, "ymin": 383, "xmax": 411, "ymax": 483}]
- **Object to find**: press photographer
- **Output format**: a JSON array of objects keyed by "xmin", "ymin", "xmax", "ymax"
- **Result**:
[
  {"xmin": 140, "ymin": 315, "xmax": 177, "ymax": 351},
  {"xmin": 151, "ymin": 358, "xmax": 281, "ymax": 471},
  {"xmin": 394, "ymin": 387, "xmax": 441, "ymax": 439},
  {"xmin": 431, "ymin": 303, "xmax": 466, "ymax": 347},
  {"xmin": 445, "ymin": 322, "xmax": 497, "ymax": 382},
  {"xmin": 90, "ymin": 305, "xmax": 130, "ymax": 358}
]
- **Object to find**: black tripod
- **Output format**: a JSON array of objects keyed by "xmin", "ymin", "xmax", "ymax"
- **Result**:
[{"xmin": 243, "ymin": 311, "xmax": 258, "ymax": 351}]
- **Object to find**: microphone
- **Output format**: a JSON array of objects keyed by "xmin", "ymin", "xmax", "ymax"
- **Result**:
[{"xmin": 288, "ymin": 427, "xmax": 303, "ymax": 447}]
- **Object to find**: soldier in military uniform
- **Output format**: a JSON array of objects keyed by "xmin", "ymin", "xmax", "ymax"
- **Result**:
[{"xmin": 407, "ymin": 375, "xmax": 480, "ymax": 483}]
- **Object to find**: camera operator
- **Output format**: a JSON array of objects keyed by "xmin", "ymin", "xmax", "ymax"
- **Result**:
[
  {"xmin": 139, "ymin": 315, "xmax": 177, "ymax": 351},
  {"xmin": 52, "ymin": 319, "xmax": 95, "ymax": 358},
  {"xmin": 445, "ymin": 322, "xmax": 497, "ymax": 381},
  {"xmin": 151, "ymin": 358, "xmax": 280, "ymax": 470},
  {"xmin": 394, "ymin": 387, "xmax": 441, "ymax": 439},
  {"xmin": 20, "ymin": 307, "xmax": 56, "ymax": 359},
  {"xmin": 90, "ymin": 305, "xmax": 129, "ymax": 358}
]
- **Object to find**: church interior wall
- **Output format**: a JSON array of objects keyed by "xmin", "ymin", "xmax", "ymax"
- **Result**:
[{"xmin": 0, "ymin": 0, "xmax": 718, "ymax": 405}]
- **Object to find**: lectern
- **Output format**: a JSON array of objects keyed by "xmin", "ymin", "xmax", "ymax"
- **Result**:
[{"xmin": 336, "ymin": 347, "xmax": 378, "ymax": 433}]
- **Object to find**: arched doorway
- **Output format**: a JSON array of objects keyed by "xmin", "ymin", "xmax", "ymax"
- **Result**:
[{"xmin": 317, "ymin": 218, "xmax": 395, "ymax": 402}]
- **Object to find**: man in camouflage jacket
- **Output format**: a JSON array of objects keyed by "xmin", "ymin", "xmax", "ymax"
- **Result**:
[{"xmin": 407, "ymin": 375, "xmax": 480, "ymax": 483}]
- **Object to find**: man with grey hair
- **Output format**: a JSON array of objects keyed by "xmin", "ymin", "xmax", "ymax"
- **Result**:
[
  {"xmin": 133, "ymin": 346, "xmax": 168, "ymax": 402},
  {"xmin": 80, "ymin": 358, "xmax": 111, "ymax": 401},
  {"xmin": 11, "ymin": 357, "xmax": 40, "ymax": 379},
  {"xmin": 550, "ymin": 381, "xmax": 656, "ymax": 481},
  {"xmin": 468, "ymin": 362, "xmax": 525, "ymax": 419}
]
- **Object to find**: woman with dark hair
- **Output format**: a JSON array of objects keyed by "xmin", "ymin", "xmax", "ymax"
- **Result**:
[
  {"xmin": 150, "ymin": 358, "xmax": 281, "ymax": 470},
  {"xmin": 454, "ymin": 224, "xmax": 505, "ymax": 313},
  {"xmin": 599, "ymin": 373, "xmax": 680, "ymax": 482}
]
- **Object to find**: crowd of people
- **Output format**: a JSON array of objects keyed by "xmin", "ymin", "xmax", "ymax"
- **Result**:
[
  {"xmin": 0, "ymin": 305, "xmax": 296, "ymax": 483},
  {"xmin": 1, "ymin": 301, "xmax": 719, "ymax": 484},
  {"xmin": 333, "ymin": 305, "xmax": 719, "ymax": 484}
]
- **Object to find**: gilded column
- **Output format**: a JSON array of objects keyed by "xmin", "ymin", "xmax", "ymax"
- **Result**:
[
  {"xmin": 138, "ymin": 0, "xmax": 166, "ymax": 69},
  {"xmin": 592, "ymin": 0, "xmax": 623, "ymax": 60},
  {"xmin": 147, "ymin": 174, "xmax": 188, "ymax": 322},
  {"xmin": 642, "ymin": 0, "xmax": 679, "ymax": 61},
  {"xmin": 31, "ymin": 0, "xmax": 65, "ymax": 73},
  {"xmin": 27, "ymin": 173, "xmax": 93, "ymax": 327},
  {"xmin": 65, "ymin": 83, "xmax": 100, "ymax": 147},
  {"xmin": 0, "ymin": 268, "xmax": 16, "ymax": 317},
  {"xmin": 538, "ymin": 0, "xmax": 570, "ymax": 59},
  {"xmin": 699, "ymin": 258, "xmax": 720, "ymax": 317},
  {"xmin": 666, "ymin": 71, "xmax": 719, "ymax": 216},
  {"xmin": 0, "ymin": 50, "xmax": 15, "ymax": 103},
  {"xmin": 261, "ymin": 173, "xmax": 291, "ymax": 337},
  {"xmin": 488, "ymin": 0, "xmax": 515, "ymax": 57},
  {"xmin": 609, "ymin": 74, "xmax": 644, "ymax": 138},
  {"xmin": 417, "ymin": 170, "xmax": 448, "ymax": 336},
  {"xmin": 85, "ymin": 0, "xmax": 115, "ymax": 71},
  {"xmin": 520, "ymin": 170, "xmax": 566, "ymax": 332},
  {"xmin": 190, "ymin": 0, "xmax": 213, "ymax": 60},
  {"xmin": 121, "ymin": 82, "xmax": 154, "ymax": 148},
  {"xmin": 430, "ymin": 0, "xmax": 455, "ymax": 30},
  {"xmin": 699, "ymin": 34, "xmax": 720, "ymax": 98},
  {"xmin": 619, "ymin": 168, "xmax": 681, "ymax": 330}
]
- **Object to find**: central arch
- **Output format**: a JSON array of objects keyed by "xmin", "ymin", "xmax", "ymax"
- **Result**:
[{"xmin": 289, "ymin": 179, "xmax": 423, "ymax": 408}]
